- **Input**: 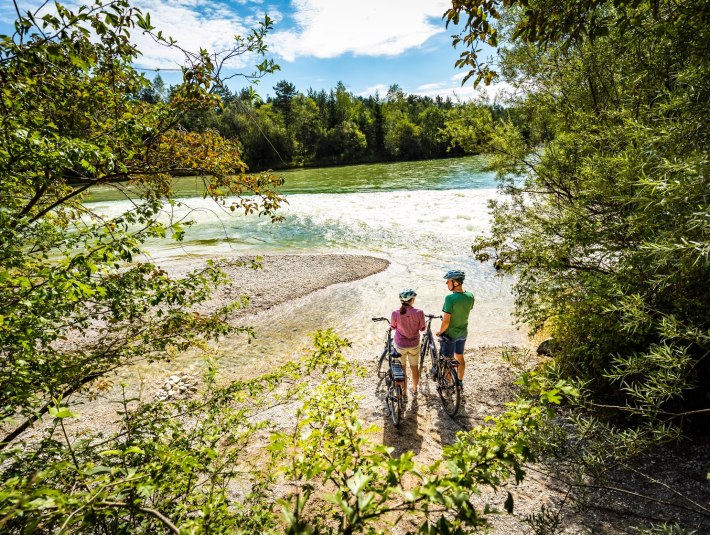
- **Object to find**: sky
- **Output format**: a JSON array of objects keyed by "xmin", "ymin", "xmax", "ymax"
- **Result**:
[{"xmin": 1, "ymin": 0, "xmax": 505, "ymax": 102}]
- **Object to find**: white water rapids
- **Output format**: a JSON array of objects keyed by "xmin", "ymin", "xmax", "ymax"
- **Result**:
[{"xmin": 85, "ymin": 158, "xmax": 530, "ymax": 372}]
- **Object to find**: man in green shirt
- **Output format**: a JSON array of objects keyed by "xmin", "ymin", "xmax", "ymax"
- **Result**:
[{"xmin": 436, "ymin": 269, "xmax": 474, "ymax": 386}]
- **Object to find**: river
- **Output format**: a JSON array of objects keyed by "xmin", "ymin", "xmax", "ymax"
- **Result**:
[{"xmin": 85, "ymin": 156, "xmax": 528, "ymax": 373}]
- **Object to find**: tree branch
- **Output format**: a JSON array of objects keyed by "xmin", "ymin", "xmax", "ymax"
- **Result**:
[
  {"xmin": 1, "ymin": 371, "xmax": 104, "ymax": 449},
  {"xmin": 98, "ymin": 502, "xmax": 179, "ymax": 534}
]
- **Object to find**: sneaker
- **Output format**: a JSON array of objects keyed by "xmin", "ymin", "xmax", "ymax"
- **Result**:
[
  {"xmin": 402, "ymin": 394, "xmax": 408, "ymax": 403},
  {"xmin": 430, "ymin": 366, "xmax": 438, "ymax": 378},
  {"xmin": 457, "ymin": 381, "xmax": 464, "ymax": 392}
]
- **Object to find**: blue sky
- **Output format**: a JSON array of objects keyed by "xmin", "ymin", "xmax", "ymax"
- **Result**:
[{"xmin": 1, "ymin": 1, "xmax": 505, "ymax": 101}]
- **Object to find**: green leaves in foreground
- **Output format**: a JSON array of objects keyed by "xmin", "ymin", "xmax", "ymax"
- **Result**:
[
  {"xmin": 271, "ymin": 334, "xmax": 569, "ymax": 534},
  {"xmin": 0, "ymin": 331, "xmax": 567, "ymax": 534}
]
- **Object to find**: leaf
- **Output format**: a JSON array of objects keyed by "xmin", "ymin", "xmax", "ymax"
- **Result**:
[
  {"xmin": 48, "ymin": 406, "xmax": 78, "ymax": 419},
  {"xmin": 99, "ymin": 449, "xmax": 122, "ymax": 456}
]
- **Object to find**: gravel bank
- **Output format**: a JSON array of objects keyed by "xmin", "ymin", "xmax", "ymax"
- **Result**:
[{"xmin": 161, "ymin": 253, "xmax": 390, "ymax": 318}]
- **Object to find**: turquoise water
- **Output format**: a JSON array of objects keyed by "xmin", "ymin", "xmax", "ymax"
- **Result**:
[
  {"xmin": 85, "ymin": 156, "xmax": 527, "ymax": 371},
  {"xmin": 86, "ymin": 156, "xmax": 496, "ymax": 201},
  {"xmin": 85, "ymin": 156, "xmax": 497, "ymax": 256}
]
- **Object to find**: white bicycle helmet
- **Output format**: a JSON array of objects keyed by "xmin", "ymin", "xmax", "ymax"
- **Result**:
[{"xmin": 399, "ymin": 288, "xmax": 417, "ymax": 302}]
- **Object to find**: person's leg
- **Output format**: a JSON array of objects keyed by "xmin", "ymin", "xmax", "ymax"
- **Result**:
[
  {"xmin": 440, "ymin": 337, "xmax": 453, "ymax": 358},
  {"xmin": 454, "ymin": 338, "xmax": 467, "ymax": 380},
  {"xmin": 408, "ymin": 348, "xmax": 420, "ymax": 393},
  {"xmin": 437, "ymin": 336, "xmax": 453, "ymax": 379},
  {"xmin": 454, "ymin": 353, "xmax": 465, "ymax": 379}
]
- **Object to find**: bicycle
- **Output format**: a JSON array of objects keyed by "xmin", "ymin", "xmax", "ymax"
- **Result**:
[
  {"xmin": 372, "ymin": 317, "xmax": 406, "ymax": 426},
  {"xmin": 419, "ymin": 313, "xmax": 461, "ymax": 417}
]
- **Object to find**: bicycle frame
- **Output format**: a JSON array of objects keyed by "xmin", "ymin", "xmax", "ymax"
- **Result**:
[
  {"xmin": 372, "ymin": 317, "xmax": 405, "ymax": 426},
  {"xmin": 419, "ymin": 314, "xmax": 461, "ymax": 416},
  {"xmin": 419, "ymin": 314, "xmax": 442, "ymax": 371}
]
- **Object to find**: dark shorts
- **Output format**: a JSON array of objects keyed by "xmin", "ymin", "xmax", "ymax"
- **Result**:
[{"xmin": 439, "ymin": 335, "xmax": 467, "ymax": 357}]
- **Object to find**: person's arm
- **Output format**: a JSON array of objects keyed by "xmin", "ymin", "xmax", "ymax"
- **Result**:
[
  {"xmin": 390, "ymin": 311, "xmax": 397, "ymax": 330},
  {"xmin": 419, "ymin": 311, "xmax": 425, "ymax": 332},
  {"xmin": 436, "ymin": 312, "xmax": 451, "ymax": 336}
]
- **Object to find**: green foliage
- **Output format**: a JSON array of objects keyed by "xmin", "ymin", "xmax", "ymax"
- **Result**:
[
  {"xmin": 462, "ymin": 0, "xmax": 710, "ymax": 422},
  {"xmin": 0, "ymin": 329, "xmax": 570, "ymax": 533},
  {"xmin": 0, "ymin": 0, "xmax": 284, "ymax": 444},
  {"xmin": 181, "ymin": 80, "xmax": 503, "ymax": 169},
  {"xmin": 0, "ymin": 332, "xmax": 342, "ymax": 533},
  {"xmin": 437, "ymin": 102, "xmax": 494, "ymax": 155},
  {"xmin": 269, "ymin": 333, "xmax": 570, "ymax": 534}
]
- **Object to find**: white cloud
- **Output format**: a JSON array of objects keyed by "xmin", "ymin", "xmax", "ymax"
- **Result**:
[
  {"xmin": 416, "ymin": 82, "xmax": 446, "ymax": 92},
  {"xmin": 129, "ymin": 1, "xmax": 262, "ymax": 70},
  {"xmin": 412, "ymin": 81, "xmax": 517, "ymax": 103},
  {"xmin": 356, "ymin": 83, "xmax": 389, "ymax": 97},
  {"xmin": 270, "ymin": 0, "xmax": 451, "ymax": 61},
  {"xmin": 7, "ymin": 1, "xmax": 266, "ymax": 71}
]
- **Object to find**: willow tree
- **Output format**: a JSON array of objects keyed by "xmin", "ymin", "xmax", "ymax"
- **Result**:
[
  {"xmin": 446, "ymin": 0, "xmax": 710, "ymax": 421},
  {"xmin": 0, "ymin": 0, "xmax": 283, "ymax": 443}
]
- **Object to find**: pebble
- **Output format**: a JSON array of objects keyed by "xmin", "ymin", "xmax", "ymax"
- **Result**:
[{"xmin": 154, "ymin": 371, "xmax": 199, "ymax": 401}]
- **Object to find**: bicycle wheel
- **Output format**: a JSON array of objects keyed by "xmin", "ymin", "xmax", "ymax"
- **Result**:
[
  {"xmin": 390, "ymin": 384, "xmax": 403, "ymax": 426},
  {"xmin": 438, "ymin": 359, "xmax": 460, "ymax": 417},
  {"xmin": 424, "ymin": 340, "xmax": 438, "ymax": 380},
  {"xmin": 418, "ymin": 337, "xmax": 428, "ymax": 370},
  {"xmin": 376, "ymin": 348, "xmax": 387, "ymax": 378},
  {"xmin": 428, "ymin": 340, "xmax": 438, "ymax": 371}
]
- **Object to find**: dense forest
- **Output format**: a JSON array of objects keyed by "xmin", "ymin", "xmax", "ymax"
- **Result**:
[
  {"xmin": 139, "ymin": 76, "xmax": 506, "ymax": 170},
  {"xmin": 1, "ymin": 0, "xmax": 708, "ymax": 532}
]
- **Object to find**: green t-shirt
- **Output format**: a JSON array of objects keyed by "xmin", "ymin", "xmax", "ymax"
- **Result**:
[{"xmin": 442, "ymin": 291, "xmax": 474, "ymax": 338}]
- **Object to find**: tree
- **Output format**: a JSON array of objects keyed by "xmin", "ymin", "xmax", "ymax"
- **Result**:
[
  {"xmin": 417, "ymin": 106, "xmax": 447, "ymax": 158},
  {"xmin": 439, "ymin": 101, "xmax": 494, "ymax": 155},
  {"xmin": 383, "ymin": 108, "xmax": 422, "ymax": 159},
  {"xmin": 235, "ymin": 102, "xmax": 293, "ymax": 168},
  {"xmin": 449, "ymin": 0, "xmax": 710, "ymax": 421},
  {"xmin": 271, "ymin": 79, "xmax": 297, "ymax": 118},
  {"xmin": 318, "ymin": 121, "xmax": 367, "ymax": 163},
  {"xmin": 138, "ymin": 74, "xmax": 166, "ymax": 103},
  {"xmin": 289, "ymin": 94, "xmax": 324, "ymax": 163},
  {"xmin": 0, "ymin": 0, "xmax": 283, "ymax": 445}
]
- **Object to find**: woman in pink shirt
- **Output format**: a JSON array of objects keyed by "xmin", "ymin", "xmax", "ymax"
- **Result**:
[{"xmin": 390, "ymin": 288, "xmax": 426, "ymax": 399}]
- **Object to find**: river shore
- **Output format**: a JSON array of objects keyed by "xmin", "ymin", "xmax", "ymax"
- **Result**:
[
  {"xmin": 158, "ymin": 253, "xmax": 391, "ymax": 319},
  {"xmin": 11, "ymin": 252, "xmax": 708, "ymax": 533}
]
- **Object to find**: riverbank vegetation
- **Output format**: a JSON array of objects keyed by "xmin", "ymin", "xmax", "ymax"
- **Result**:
[
  {"xmin": 455, "ymin": 0, "xmax": 710, "ymax": 431},
  {"xmin": 448, "ymin": 0, "xmax": 710, "ymax": 529}
]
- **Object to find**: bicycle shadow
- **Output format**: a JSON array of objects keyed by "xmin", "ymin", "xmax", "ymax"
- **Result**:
[
  {"xmin": 417, "ymin": 370, "xmax": 477, "ymax": 446},
  {"xmin": 378, "ymin": 381, "xmax": 425, "ymax": 457}
]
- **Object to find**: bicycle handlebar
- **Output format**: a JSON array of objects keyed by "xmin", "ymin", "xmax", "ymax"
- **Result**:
[
  {"xmin": 425, "ymin": 314, "xmax": 443, "ymax": 319},
  {"xmin": 372, "ymin": 317, "xmax": 390, "ymax": 325}
]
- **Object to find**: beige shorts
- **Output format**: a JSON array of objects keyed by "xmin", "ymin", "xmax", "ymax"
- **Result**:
[{"xmin": 394, "ymin": 344, "xmax": 420, "ymax": 367}]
